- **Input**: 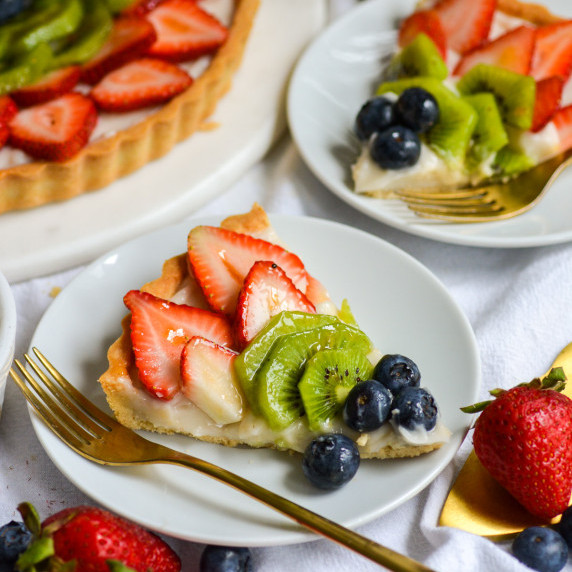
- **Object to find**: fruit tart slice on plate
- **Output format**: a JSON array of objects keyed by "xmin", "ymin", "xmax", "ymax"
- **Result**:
[
  {"xmin": 351, "ymin": 0, "xmax": 572, "ymax": 198},
  {"xmin": 0, "ymin": 0, "xmax": 259, "ymax": 214},
  {"xmin": 100, "ymin": 204, "xmax": 452, "ymax": 460}
]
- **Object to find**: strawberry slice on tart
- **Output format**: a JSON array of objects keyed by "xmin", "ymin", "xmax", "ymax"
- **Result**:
[
  {"xmin": 11, "ymin": 66, "xmax": 82, "ymax": 107},
  {"xmin": 8, "ymin": 92, "xmax": 97, "ymax": 162},
  {"xmin": 234, "ymin": 260, "xmax": 316, "ymax": 349},
  {"xmin": 91, "ymin": 57, "xmax": 193, "ymax": 112},
  {"xmin": 531, "ymin": 20, "xmax": 572, "ymax": 81},
  {"xmin": 187, "ymin": 225, "xmax": 309, "ymax": 315},
  {"xmin": 80, "ymin": 16, "xmax": 158, "ymax": 85},
  {"xmin": 453, "ymin": 25, "xmax": 536, "ymax": 76},
  {"xmin": 398, "ymin": 10, "xmax": 448, "ymax": 60},
  {"xmin": 124, "ymin": 289, "xmax": 233, "ymax": 400},
  {"xmin": 531, "ymin": 75, "xmax": 564, "ymax": 132},
  {"xmin": 432, "ymin": 0, "xmax": 496, "ymax": 55},
  {"xmin": 145, "ymin": 0, "xmax": 229, "ymax": 62}
]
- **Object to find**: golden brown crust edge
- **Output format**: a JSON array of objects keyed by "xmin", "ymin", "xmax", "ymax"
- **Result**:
[
  {"xmin": 0, "ymin": 0, "xmax": 261, "ymax": 214},
  {"xmin": 99, "ymin": 204, "xmax": 445, "ymax": 459}
]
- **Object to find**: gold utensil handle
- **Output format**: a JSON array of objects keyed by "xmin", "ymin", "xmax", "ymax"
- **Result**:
[{"xmin": 160, "ymin": 449, "xmax": 435, "ymax": 572}]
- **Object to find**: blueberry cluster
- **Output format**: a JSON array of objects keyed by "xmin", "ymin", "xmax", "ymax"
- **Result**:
[
  {"xmin": 302, "ymin": 355, "xmax": 439, "ymax": 490},
  {"xmin": 354, "ymin": 88, "xmax": 440, "ymax": 170}
]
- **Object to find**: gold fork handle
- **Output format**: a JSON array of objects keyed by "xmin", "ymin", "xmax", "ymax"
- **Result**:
[{"xmin": 159, "ymin": 450, "xmax": 435, "ymax": 572}]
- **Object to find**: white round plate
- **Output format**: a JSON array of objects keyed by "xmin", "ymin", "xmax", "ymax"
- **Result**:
[
  {"xmin": 29, "ymin": 213, "xmax": 480, "ymax": 546},
  {"xmin": 0, "ymin": 0, "xmax": 327, "ymax": 283},
  {"xmin": 288, "ymin": 0, "xmax": 572, "ymax": 248}
]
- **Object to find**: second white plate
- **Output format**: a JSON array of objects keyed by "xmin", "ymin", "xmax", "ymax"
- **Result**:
[
  {"xmin": 288, "ymin": 0, "xmax": 572, "ymax": 248},
  {"xmin": 29, "ymin": 213, "xmax": 480, "ymax": 546}
]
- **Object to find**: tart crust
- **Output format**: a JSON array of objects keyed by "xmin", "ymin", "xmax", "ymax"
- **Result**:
[
  {"xmin": 99, "ymin": 204, "xmax": 450, "ymax": 459},
  {"xmin": 0, "ymin": 0, "xmax": 260, "ymax": 214}
]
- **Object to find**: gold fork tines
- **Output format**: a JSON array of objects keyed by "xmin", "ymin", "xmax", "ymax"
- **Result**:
[
  {"xmin": 393, "ymin": 150, "xmax": 572, "ymax": 223},
  {"xmin": 10, "ymin": 348, "xmax": 435, "ymax": 572}
]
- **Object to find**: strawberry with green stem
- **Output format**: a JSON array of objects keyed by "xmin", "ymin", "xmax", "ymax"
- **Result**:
[
  {"xmin": 463, "ymin": 367, "xmax": 572, "ymax": 521},
  {"xmin": 11, "ymin": 502, "xmax": 180, "ymax": 572}
]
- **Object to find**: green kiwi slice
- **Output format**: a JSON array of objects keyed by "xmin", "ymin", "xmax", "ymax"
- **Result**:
[
  {"xmin": 255, "ymin": 323, "xmax": 372, "ymax": 431},
  {"xmin": 391, "ymin": 33, "xmax": 448, "ymax": 81},
  {"xmin": 492, "ymin": 125, "xmax": 535, "ymax": 176},
  {"xmin": 377, "ymin": 77, "xmax": 478, "ymax": 165},
  {"xmin": 456, "ymin": 64, "xmax": 536, "ymax": 130},
  {"xmin": 299, "ymin": 348, "xmax": 374, "ymax": 432},
  {"xmin": 235, "ymin": 311, "xmax": 339, "ymax": 412},
  {"xmin": 463, "ymin": 93, "xmax": 509, "ymax": 167}
]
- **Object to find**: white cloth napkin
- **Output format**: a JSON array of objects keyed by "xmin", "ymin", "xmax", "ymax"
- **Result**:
[{"xmin": 3, "ymin": 2, "xmax": 572, "ymax": 571}]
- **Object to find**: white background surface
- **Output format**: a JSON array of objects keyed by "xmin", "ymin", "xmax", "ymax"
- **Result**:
[{"xmin": 3, "ymin": 1, "xmax": 572, "ymax": 571}]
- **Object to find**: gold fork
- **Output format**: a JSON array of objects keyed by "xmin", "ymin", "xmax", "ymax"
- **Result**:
[
  {"xmin": 394, "ymin": 149, "xmax": 572, "ymax": 223},
  {"xmin": 10, "ymin": 348, "xmax": 435, "ymax": 572}
]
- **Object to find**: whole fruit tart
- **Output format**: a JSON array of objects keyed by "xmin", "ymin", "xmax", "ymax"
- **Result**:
[
  {"xmin": 352, "ymin": 0, "xmax": 572, "ymax": 197},
  {"xmin": 0, "ymin": 0, "xmax": 259, "ymax": 214},
  {"xmin": 99, "ymin": 204, "xmax": 451, "ymax": 459}
]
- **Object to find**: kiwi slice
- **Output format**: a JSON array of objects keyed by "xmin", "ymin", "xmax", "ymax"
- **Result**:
[
  {"xmin": 299, "ymin": 348, "xmax": 374, "ymax": 432},
  {"xmin": 463, "ymin": 93, "xmax": 509, "ymax": 167},
  {"xmin": 377, "ymin": 77, "xmax": 478, "ymax": 165},
  {"xmin": 391, "ymin": 33, "xmax": 448, "ymax": 81},
  {"xmin": 256, "ymin": 323, "xmax": 372, "ymax": 431},
  {"xmin": 492, "ymin": 125, "xmax": 535, "ymax": 176},
  {"xmin": 456, "ymin": 64, "xmax": 536, "ymax": 130},
  {"xmin": 235, "ymin": 311, "xmax": 339, "ymax": 412}
]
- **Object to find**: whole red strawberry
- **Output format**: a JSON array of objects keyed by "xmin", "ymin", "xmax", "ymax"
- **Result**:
[
  {"xmin": 14, "ymin": 503, "xmax": 180, "ymax": 572},
  {"xmin": 466, "ymin": 368, "xmax": 572, "ymax": 520}
]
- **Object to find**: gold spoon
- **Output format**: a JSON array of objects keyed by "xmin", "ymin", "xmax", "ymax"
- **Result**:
[{"xmin": 439, "ymin": 342, "xmax": 572, "ymax": 539}]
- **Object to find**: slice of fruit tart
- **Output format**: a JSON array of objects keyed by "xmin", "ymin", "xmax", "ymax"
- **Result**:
[
  {"xmin": 99, "ymin": 204, "xmax": 451, "ymax": 459},
  {"xmin": 0, "ymin": 0, "xmax": 259, "ymax": 214},
  {"xmin": 352, "ymin": 0, "xmax": 572, "ymax": 197}
]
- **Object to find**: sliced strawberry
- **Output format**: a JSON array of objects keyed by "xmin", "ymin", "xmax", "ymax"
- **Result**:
[
  {"xmin": 124, "ymin": 289, "xmax": 234, "ymax": 400},
  {"xmin": 531, "ymin": 21, "xmax": 572, "ymax": 81},
  {"xmin": 234, "ymin": 261, "xmax": 316, "ymax": 349},
  {"xmin": 433, "ymin": 0, "xmax": 496, "ymax": 55},
  {"xmin": 91, "ymin": 57, "xmax": 192, "ymax": 112},
  {"xmin": 531, "ymin": 76, "xmax": 563, "ymax": 132},
  {"xmin": 398, "ymin": 10, "xmax": 447, "ymax": 61},
  {"xmin": 453, "ymin": 25, "xmax": 535, "ymax": 76},
  {"xmin": 81, "ymin": 17, "xmax": 158, "ymax": 85},
  {"xmin": 0, "ymin": 96, "xmax": 18, "ymax": 124},
  {"xmin": 8, "ymin": 93, "xmax": 97, "ymax": 162},
  {"xmin": 552, "ymin": 104, "xmax": 572, "ymax": 152},
  {"xmin": 187, "ymin": 226, "xmax": 308, "ymax": 316},
  {"xmin": 180, "ymin": 336, "xmax": 243, "ymax": 425},
  {"xmin": 146, "ymin": 0, "xmax": 228, "ymax": 62},
  {"xmin": 11, "ymin": 66, "xmax": 81, "ymax": 107}
]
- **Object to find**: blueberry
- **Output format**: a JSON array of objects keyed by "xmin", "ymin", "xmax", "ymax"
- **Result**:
[
  {"xmin": 392, "ymin": 387, "xmax": 438, "ymax": 431},
  {"xmin": 373, "ymin": 354, "xmax": 420, "ymax": 395},
  {"xmin": 343, "ymin": 380, "xmax": 392, "ymax": 432},
  {"xmin": 0, "ymin": 520, "xmax": 32, "ymax": 564},
  {"xmin": 199, "ymin": 545, "xmax": 253, "ymax": 572},
  {"xmin": 302, "ymin": 434, "xmax": 360, "ymax": 490},
  {"xmin": 354, "ymin": 96, "xmax": 395, "ymax": 141},
  {"xmin": 558, "ymin": 506, "xmax": 572, "ymax": 547},
  {"xmin": 395, "ymin": 87, "xmax": 440, "ymax": 134},
  {"xmin": 0, "ymin": 0, "xmax": 32, "ymax": 23},
  {"xmin": 369, "ymin": 126, "xmax": 421, "ymax": 170},
  {"xmin": 512, "ymin": 527, "xmax": 568, "ymax": 572}
]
